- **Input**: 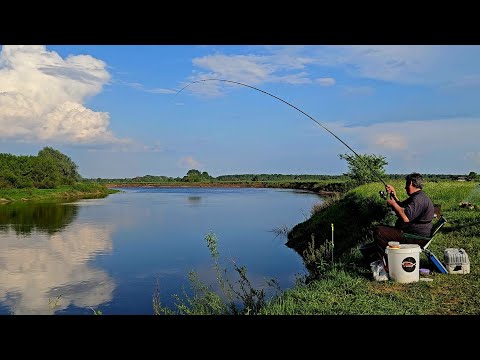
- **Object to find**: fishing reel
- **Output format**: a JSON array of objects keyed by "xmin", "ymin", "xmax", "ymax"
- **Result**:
[{"xmin": 379, "ymin": 190, "xmax": 394, "ymax": 200}]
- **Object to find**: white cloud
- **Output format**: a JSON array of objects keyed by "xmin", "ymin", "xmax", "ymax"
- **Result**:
[
  {"xmin": 39, "ymin": 101, "xmax": 120, "ymax": 144},
  {"xmin": 125, "ymin": 82, "xmax": 144, "ymax": 90},
  {"xmin": 186, "ymin": 51, "xmax": 317, "ymax": 95},
  {"xmin": 272, "ymin": 72, "xmax": 312, "ymax": 84},
  {"xmin": 142, "ymin": 142, "xmax": 163, "ymax": 152},
  {"xmin": 365, "ymin": 118, "xmax": 480, "ymax": 151},
  {"xmin": 86, "ymin": 140, "xmax": 163, "ymax": 153},
  {"xmin": 260, "ymin": 45, "xmax": 315, "ymax": 69},
  {"xmin": 178, "ymin": 156, "xmax": 203, "ymax": 169},
  {"xmin": 188, "ymin": 46, "xmax": 435, "ymax": 93},
  {"xmin": 124, "ymin": 81, "xmax": 176, "ymax": 94},
  {"xmin": 192, "ymin": 54, "xmax": 273, "ymax": 85},
  {"xmin": 316, "ymin": 77, "xmax": 336, "ymax": 86},
  {"xmin": 146, "ymin": 88, "xmax": 176, "ymax": 94},
  {"xmin": 313, "ymin": 45, "xmax": 480, "ymax": 85},
  {"xmin": 180, "ymin": 45, "xmax": 480, "ymax": 97},
  {"xmin": 442, "ymin": 74, "xmax": 480, "ymax": 89},
  {"xmin": 0, "ymin": 45, "xmax": 127, "ymax": 145},
  {"xmin": 331, "ymin": 117, "xmax": 480, "ymax": 172},
  {"xmin": 374, "ymin": 133, "xmax": 407, "ymax": 150},
  {"xmin": 335, "ymin": 45, "xmax": 435, "ymax": 83},
  {"xmin": 466, "ymin": 152, "xmax": 480, "ymax": 166}
]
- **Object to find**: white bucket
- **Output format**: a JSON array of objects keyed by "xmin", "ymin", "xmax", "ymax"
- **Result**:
[{"xmin": 385, "ymin": 244, "xmax": 420, "ymax": 283}]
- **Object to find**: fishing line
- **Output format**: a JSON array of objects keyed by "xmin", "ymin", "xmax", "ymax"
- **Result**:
[{"xmin": 176, "ymin": 78, "xmax": 388, "ymax": 188}]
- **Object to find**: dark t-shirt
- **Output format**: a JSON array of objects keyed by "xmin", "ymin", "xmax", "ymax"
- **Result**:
[{"xmin": 395, "ymin": 190, "xmax": 434, "ymax": 236}]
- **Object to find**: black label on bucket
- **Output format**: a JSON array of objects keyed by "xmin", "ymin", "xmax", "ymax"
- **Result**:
[{"xmin": 402, "ymin": 257, "xmax": 416, "ymax": 272}]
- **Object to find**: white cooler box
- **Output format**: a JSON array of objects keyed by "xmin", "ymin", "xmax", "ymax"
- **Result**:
[{"xmin": 444, "ymin": 248, "xmax": 470, "ymax": 274}]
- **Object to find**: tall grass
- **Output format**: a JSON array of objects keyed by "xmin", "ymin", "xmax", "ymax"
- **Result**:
[{"xmin": 153, "ymin": 232, "xmax": 281, "ymax": 315}]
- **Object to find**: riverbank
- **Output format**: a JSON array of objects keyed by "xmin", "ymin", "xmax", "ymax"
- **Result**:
[
  {"xmin": 106, "ymin": 180, "xmax": 348, "ymax": 197},
  {"xmin": 260, "ymin": 180, "xmax": 480, "ymax": 314},
  {"xmin": 0, "ymin": 183, "xmax": 118, "ymax": 204},
  {"xmin": 0, "ymin": 179, "xmax": 345, "ymax": 204}
]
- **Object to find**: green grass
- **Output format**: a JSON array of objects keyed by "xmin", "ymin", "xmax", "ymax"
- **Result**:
[
  {"xmin": 262, "ymin": 180, "xmax": 480, "ymax": 315},
  {"xmin": 0, "ymin": 182, "xmax": 118, "ymax": 203}
]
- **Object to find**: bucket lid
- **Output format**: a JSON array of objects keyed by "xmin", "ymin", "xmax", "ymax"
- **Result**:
[
  {"xmin": 400, "ymin": 244, "xmax": 420, "ymax": 249},
  {"xmin": 386, "ymin": 244, "xmax": 420, "ymax": 254}
]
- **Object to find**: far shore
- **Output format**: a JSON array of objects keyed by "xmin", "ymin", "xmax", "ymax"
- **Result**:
[
  {"xmin": 105, "ymin": 181, "xmax": 344, "ymax": 197},
  {"xmin": 1, "ymin": 181, "xmax": 345, "ymax": 204}
]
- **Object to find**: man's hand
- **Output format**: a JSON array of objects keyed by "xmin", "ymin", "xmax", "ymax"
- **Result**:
[
  {"xmin": 385, "ymin": 184, "xmax": 397, "ymax": 200},
  {"xmin": 387, "ymin": 194, "xmax": 409, "ymax": 223}
]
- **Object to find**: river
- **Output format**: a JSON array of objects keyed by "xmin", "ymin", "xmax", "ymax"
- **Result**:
[{"xmin": 0, "ymin": 187, "xmax": 322, "ymax": 314}]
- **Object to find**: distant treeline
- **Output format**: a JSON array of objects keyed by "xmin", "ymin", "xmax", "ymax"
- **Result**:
[
  {"xmin": 90, "ymin": 169, "xmax": 477, "ymax": 184},
  {"xmin": 3, "ymin": 146, "xmax": 475, "ymax": 190},
  {"xmin": 0, "ymin": 147, "xmax": 81, "ymax": 189},
  {"xmin": 91, "ymin": 172, "xmax": 350, "ymax": 183},
  {"xmin": 215, "ymin": 174, "xmax": 349, "ymax": 181},
  {"xmin": 390, "ymin": 173, "xmax": 478, "ymax": 181}
]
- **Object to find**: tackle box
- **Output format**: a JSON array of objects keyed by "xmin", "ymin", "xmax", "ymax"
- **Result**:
[{"xmin": 444, "ymin": 248, "xmax": 470, "ymax": 274}]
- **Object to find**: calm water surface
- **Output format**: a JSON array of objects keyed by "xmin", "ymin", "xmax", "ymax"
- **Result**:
[{"xmin": 0, "ymin": 187, "xmax": 322, "ymax": 314}]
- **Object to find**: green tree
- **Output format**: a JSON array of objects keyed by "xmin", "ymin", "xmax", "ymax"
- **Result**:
[
  {"xmin": 186, "ymin": 169, "xmax": 201, "ymax": 176},
  {"xmin": 468, "ymin": 171, "xmax": 478, "ymax": 180},
  {"xmin": 183, "ymin": 169, "xmax": 201, "ymax": 182},
  {"xmin": 37, "ymin": 147, "xmax": 81, "ymax": 184},
  {"xmin": 184, "ymin": 169, "xmax": 213, "ymax": 182},
  {"xmin": 339, "ymin": 153, "xmax": 387, "ymax": 185},
  {"xmin": 0, "ymin": 147, "xmax": 81, "ymax": 189},
  {"xmin": 31, "ymin": 156, "xmax": 62, "ymax": 188}
]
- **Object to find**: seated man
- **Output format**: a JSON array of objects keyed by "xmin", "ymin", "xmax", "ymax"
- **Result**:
[{"xmin": 373, "ymin": 172, "xmax": 435, "ymax": 265}]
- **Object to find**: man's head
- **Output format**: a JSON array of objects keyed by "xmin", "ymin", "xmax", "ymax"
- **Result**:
[{"xmin": 405, "ymin": 172, "xmax": 423, "ymax": 195}]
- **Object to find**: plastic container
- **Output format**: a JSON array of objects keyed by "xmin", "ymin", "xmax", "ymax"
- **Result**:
[
  {"xmin": 419, "ymin": 268, "xmax": 430, "ymax": 276},
  {"xmin": 370, "ymin": 260, "xmax": 389, "ymax": 281},
  {"xmin": 385, "ymin": 244, "xmax": 420, "ymax": 283},
  {"xmin": 444, "ymin": 248, "xmax": 470, "ymax": 274}
]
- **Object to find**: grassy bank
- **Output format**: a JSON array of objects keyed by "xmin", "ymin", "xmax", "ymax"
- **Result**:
[
  {"xmin": 260, "ymin": 180, "xmax": 480, "ymax": 315},
  {"xmin": 0, "ymin": 182, "xmax": 118, "ymax": 203}
]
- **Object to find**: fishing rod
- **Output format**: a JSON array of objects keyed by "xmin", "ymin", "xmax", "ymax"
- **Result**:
[{"xmin": 176, "ymin": 78, "xmax": 390, "ymax": 198}]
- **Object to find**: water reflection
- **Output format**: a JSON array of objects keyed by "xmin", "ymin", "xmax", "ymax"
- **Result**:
[
  {"xmin": 0, "ymin": 203, "xmax": 115, "ymax": 315},
  {"xmin": 0, "ymin": 187, "xmax": 322, "ymax": 314},
  {"xmin": 0, "ymin": 202, "xmax": 78, "ymax": 235},
  {"xmin": 187, "ymin": 196, "xmax": 202, "ymax": 205}
]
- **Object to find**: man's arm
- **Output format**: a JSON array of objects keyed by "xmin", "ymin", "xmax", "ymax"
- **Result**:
[{"xmin": 387, "ymin": 198, "xmax": 409, "ymax": 223}]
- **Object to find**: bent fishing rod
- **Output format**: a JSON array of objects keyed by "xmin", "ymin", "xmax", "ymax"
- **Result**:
[{"xmin": 176, "ymin": 78, "xmax": 391, "ymax": 198}]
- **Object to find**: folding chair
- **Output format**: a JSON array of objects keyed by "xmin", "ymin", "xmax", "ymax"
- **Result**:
[{"xmin": 403, "ymin": 215, "xmax": 448, "ymax": 273}]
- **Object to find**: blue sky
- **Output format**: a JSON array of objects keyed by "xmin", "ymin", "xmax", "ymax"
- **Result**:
[{"xmin": 0, "ymin": 45, "xmax": 479, "ymax": 178}]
